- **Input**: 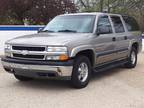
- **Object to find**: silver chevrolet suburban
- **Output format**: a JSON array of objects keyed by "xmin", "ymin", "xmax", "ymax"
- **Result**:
[{"xmin": 1, "ymin": 12, "xmax": 142, "ymax": 88}]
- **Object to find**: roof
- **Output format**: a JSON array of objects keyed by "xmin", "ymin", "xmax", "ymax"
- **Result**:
[{"xmin": 59, "ymin": 12, "xmax": 122, "ymax": 17}]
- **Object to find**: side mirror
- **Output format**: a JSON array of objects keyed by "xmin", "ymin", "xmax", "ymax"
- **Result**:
[{"xmin": 38, "ymin": 28, "xmax": 43, "ymax": 33}]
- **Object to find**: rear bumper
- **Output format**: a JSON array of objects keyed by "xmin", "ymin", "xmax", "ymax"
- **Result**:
[{"xmin": 1, "ymin": 57, "xmax": 73, "ymax": 78}]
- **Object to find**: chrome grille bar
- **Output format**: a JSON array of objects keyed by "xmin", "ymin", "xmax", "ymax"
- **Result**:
[{"xmin": 11, "ymin": 45, "xmax": 46, "ymax": 60}]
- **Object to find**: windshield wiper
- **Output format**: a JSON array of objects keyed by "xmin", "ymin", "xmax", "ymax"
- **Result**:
[
  {"xmin": 58, "ymin": 29, "xmax": 77, "ymax": 33},
  {"xmin": 41, "ymin": 30, "xmax": 55, "ymax": 33}
]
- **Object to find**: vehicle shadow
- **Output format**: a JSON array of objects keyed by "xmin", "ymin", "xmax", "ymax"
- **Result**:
[
  {"xmin": 13, "ymin": 79, "xmax": 72, "ymax": 91},
  {"xmin": 91, "ymin": 66, "xmax": 126, "ymax": 82}
]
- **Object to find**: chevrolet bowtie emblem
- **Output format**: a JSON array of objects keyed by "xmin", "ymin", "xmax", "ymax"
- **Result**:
[{"xmin": 21, "ymin": 50, "xmax": 29, "ymax": 55}]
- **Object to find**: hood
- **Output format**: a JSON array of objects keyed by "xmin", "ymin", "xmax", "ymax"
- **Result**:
[{"xmin": 7, "ymin": 32, "xmax": 91, "ymax": 46}]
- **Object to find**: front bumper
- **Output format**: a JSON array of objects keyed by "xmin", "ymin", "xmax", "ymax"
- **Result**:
[{"xmin": 1, "ymin": 57, "xmax": 73, "ymax": 78}]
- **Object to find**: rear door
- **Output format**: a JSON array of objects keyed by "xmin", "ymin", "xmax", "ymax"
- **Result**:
[{"xmin": 110, "ymin": 15, "xmax": 129, "ymax": 59}]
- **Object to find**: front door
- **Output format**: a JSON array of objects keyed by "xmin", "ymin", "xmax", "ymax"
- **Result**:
[{"xmin": 93, "ymin": 15, "xmax": 117, "ymax": 65}]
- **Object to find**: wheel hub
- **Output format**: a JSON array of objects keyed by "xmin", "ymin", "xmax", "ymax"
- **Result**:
[
  {"xmin": 131, "ymin": 51, "xmax": 136, "ymax": 65},
  {"xmin": 78, "ymin": 62, "xmax": 88, "ymax": 82}
]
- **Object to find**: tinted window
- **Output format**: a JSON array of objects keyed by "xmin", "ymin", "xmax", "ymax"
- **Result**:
[
  {"xmin": 97, "ymin": 15, "xmax": 112, "ymax": 34},
  {"xmin": 123, "ymin": 16, "xmax": 140, "ymax": 31},
  {"xmin": 111, "ymin": 16, "xmax": 125, "ymax": 33}
]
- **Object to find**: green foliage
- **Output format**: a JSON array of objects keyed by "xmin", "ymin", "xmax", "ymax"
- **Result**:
[
  {"xmin": 0, "ymin": 0, "xmax": 77, "ymax": 25},
  {"xmin": 0, "ymin": 0, "xmax": 143, "ymax": 32},
  {"xmin": 76, "ymin": 0, "xmax": 144, "ymax": 32}
]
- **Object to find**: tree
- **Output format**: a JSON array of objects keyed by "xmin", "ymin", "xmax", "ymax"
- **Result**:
[
  {"xmin": 28, "ymin": 0, "xmax": 77, "ymax": 24},
  {"xmin": 0, "ymin": 0, "xmax": 77, "ymax": 25},
  {"xmin": 126, "ymin": 0, "xmax": 144, "ymax": 32},
  {"xmin": 9, "ymin": 0, "xmax": 34, "ymax": 24},
  {"xmin": 76, "ymin": 0, "xmax": 144, "ymax": 32}
]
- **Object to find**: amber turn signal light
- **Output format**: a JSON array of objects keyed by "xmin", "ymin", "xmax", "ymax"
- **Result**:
[{"xmin": 59, "ymin": 54, "xmax": 69, "ymax": 61}]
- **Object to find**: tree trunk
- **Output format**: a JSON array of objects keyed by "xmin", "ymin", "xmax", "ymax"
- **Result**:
[{"xmin": 100, "ymin": 0, "xmax": 104, "ymax": 12}]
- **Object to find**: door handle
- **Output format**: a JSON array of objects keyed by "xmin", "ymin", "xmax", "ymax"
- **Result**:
[
  {"xmin": 124, "ymin": 36, "xmax": 127, "ymax": 40},
  {"xmin": 112, "ymin": 37, "xmax": 116, "ymax": 41}
]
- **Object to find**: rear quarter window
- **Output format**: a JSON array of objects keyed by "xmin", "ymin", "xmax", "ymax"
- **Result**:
[{"xmin": 123, "ymin": 16, "xmax": 140, "ymax": 31}]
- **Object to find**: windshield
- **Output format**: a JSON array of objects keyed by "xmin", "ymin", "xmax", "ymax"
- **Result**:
[{"xmin": 42, "ymin": 15, "xmax": 96, "ymax": 33}]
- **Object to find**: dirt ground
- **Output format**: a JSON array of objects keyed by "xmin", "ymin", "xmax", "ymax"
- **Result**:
[{"xmin": 0, "ymin": 53, "xmax": 144, "ymax": 108}]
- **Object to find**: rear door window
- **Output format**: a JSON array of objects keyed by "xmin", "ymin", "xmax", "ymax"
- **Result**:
[
  {"xmin": 111, "ymin": 16, "xmax": 125, "ymax": 33},
  {"xmin": 122, "ymin": 16, "xmax": 140, "ymax": 31}
]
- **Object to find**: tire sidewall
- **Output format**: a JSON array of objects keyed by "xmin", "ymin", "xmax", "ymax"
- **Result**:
[
  {"xmin": 127, "ymin": 47, "xmax": 137, "ymax": 68},
  {"xmin": 71, "ymin": 56, "xmax": 91, "ymax": 88}
]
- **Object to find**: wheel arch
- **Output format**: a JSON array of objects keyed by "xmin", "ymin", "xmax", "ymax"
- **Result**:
[
  {"xmin": 132, "ymin": 42, "xmax": 139, "ymax": 53},
  {"xmin": 70, "ymin": 46, "xmax": 95, "ymax": 67}
]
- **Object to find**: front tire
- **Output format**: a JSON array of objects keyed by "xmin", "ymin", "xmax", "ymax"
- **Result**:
[
  {"xmin": 71, "ymin": 56, "xmax": 91, "ymax": 89},
  {"xmin": 14, "ymin": 74, "xmax": 33, "ymax": 81},
  {"xmin": 125, "ymin": 47, "xmax": 137, "ymax": 68}
]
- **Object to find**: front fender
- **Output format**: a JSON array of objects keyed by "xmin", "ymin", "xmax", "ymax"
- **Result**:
[{"xmin": 70, "ymin": 45, "xmax": 95, "ymax": 57}]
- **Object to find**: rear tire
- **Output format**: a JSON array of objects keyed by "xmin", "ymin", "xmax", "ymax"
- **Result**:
[
  {"xmin": 71, "ymin": 56, "xmax": 91, "ymax": 89},
  {"xmin": 14, "ymin": 74, "xmax": 33, "ymax": 81},
  {"xmin": 124, "ymin": 47, "xmax": 137, "ymax": 68}
]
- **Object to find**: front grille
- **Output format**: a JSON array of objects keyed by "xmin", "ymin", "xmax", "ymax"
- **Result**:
[
  {"xmin": 12, "ymin": 46, "xmax": 45, "ymax": 51},
  {"xmin": 13, "ymin": 53, "xmax": 44, "ymax": 60},
  {"xmin": 11, "ymin": 45, "xmax": 46, "ymax": 60}
]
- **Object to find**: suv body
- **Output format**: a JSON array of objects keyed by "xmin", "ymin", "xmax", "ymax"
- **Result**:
[{"xmin": 1, "ymin": 12, "xmax": 142, "ymax": 88}]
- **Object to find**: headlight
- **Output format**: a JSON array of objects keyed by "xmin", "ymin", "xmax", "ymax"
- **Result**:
[
  {"xmin": 4, "ymin": 44, "xmax": 11, "ymax": 57},
  {"xmin": 5, "ymin": 44, "xmax": 11, "ymax": 50},
  {"xmin": 47, "ymin": 47, "xmax": 67, "ymax": 52},
  {"xmin": 46, "ymin": 46, "xmax": 69, "ymax": 61}
]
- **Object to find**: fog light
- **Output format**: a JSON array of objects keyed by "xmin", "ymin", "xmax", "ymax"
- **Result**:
[
  {"xmin": 46, "ymin": 54, "xmax": 69, "ymax": 61},
  {"xmin": 46, "ymin": 56, "xmax": 60, "ymax": 60}
]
